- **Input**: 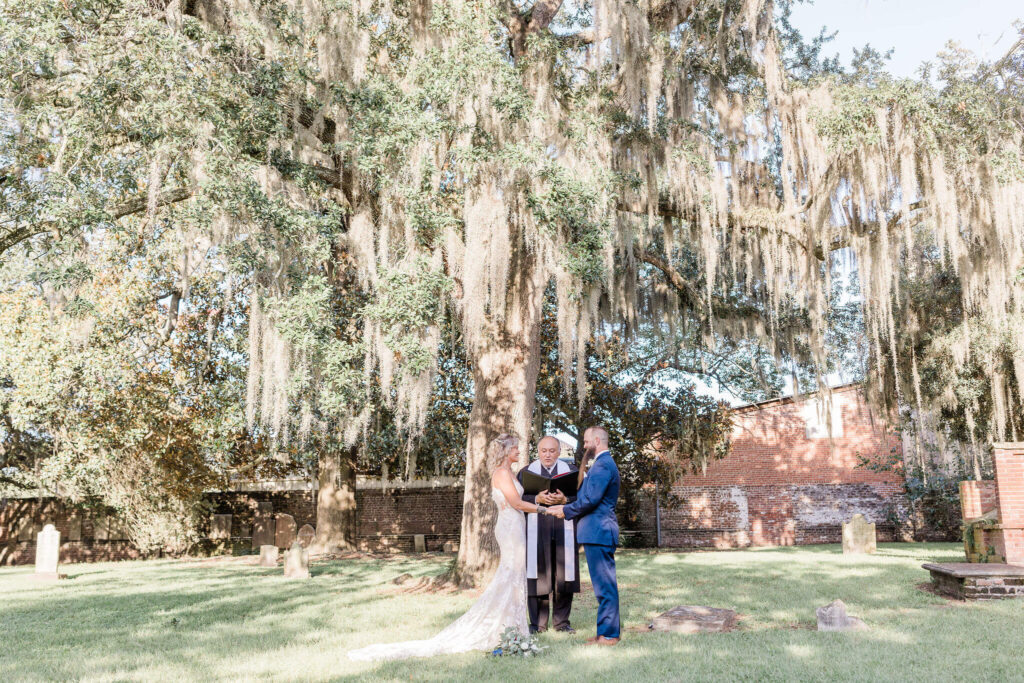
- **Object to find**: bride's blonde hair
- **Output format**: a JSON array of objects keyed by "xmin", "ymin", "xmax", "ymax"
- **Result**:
[{"xmin": 486, "ymin": 433, "xmax": 519, "ymax": 472}]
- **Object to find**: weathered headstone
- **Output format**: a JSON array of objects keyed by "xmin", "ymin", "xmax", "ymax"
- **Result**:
[
  {"xmin": 257, "ymin": 501, "xmax": 273, "ymax": 515},
  {"xmin": 67, "ymin": 514, "xmax": 82, "ymax": 542},
  {"xmin": 413, "ymin": 534, "xmax": 426, "ymax": 552},
  {"xmin": 252, "ymin": 515, "xmax": 276, "ymax": 550},
  {"xmin": 816, "ymin": 599, "xmax": 867, "ymax": 631},
  {"xmin": 842, "ymin": 514, "xmax": 877, "ymax": 554},
  {"xmin": 297, "ymin": 524, "xmax": 316, "ymax": 549},
  {"xmin": 237, "ymin": 522, "xmax": 252, "ymax": 539},
  {"xmin": 442, "ymin": 540, "xmax": 458, "ymax": 553},
  {"xmin": 651, "ymin": 605, "xmax": 738, "ymax": 633},
  {"xmin": 259, "ymin": 544, "xmax": 279, "ymax": 567},
  {"xmin": 275, "ymin": 514, "xmax": 296, "ymax": 548},
  {"xmin": 210, "ymin": 514, "xmax": 232, "ymax": 540},
  {"xmin": 284, "ymin": 542, "xmax": 310, "ymax": 579},
  {"xmin": 34, "ymin": 524, "xmax": 60, "ymax": 580}
]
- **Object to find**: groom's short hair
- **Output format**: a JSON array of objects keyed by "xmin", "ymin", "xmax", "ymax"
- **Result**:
[{"xmin": 587, "ymin": 425, "xmax": 609, "ymax": 445}]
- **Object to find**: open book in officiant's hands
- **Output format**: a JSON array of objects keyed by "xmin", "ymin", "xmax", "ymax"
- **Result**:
[{"xmin": 520, "ymin": 468, "xmax": 578, "ymax": 498}]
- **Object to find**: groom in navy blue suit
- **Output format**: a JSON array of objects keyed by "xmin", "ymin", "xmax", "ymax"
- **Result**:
[{"xmin": 550, "ymin": 425, "xmax": 621, "ymax": 646}]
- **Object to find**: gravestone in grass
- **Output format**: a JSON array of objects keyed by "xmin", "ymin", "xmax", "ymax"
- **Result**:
[
  {"xmin": 67, "ymin": 514, "xmax": 82, "ymax": 542},
  {"xmin": 842, "ymin": 514, "xmax": 876, "ymax": 554},
  {"xmin": 816, "ymin": 599, "xmax": 867, "ymax": 631},
  {"xmin": 651, "ymin": 605, "xmax": 737, "ymax": 633},
  {"xmin": 259, "ymin": 544, "xmax": 279, "ymax": 567},
  {"xmin": 297, "ymin": 524, "xmax": 316, "ymax": 549},
  {"xmin": 252, "ymin": 504, "xmax": 276, "ymax": 550},
  {"xmin": 34, "ymin": 524, "xmax": 60, "ymax": 580},
  {"xmin": 275, "ymin": 514, "xmax": 296, "ymax": 548},
  {"xmin": 414, "ymin": 534, "xmax": 426, "ymax": 552},
  {"xmin": 284, "ymin": 542, "xmax": 310, "ymax": 579}
]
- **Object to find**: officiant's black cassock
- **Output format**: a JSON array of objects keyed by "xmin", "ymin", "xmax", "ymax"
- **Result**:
[{"xmin": 517, "ymin": 460, "xmax": 581, "ymax": 632}]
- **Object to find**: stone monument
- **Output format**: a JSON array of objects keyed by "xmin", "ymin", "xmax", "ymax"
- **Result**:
[
  {"xmin": 816, "ymin": 599, "xmax": 867, "ymax": 631},
  {"xmin": 297, "ymin": 524, "xmax": 316, "ymax": 549},
  {"xmin": 259, "ymin": 544, "xmax": 279, "ymax": 567},
  {"xmin": 275, "ymin": 514, "xmax": 296, "ymax": 548},
  {"xmin": 413, "ymin": 534, "xmax": 426, "ymax": 552},
  {"xmin": 67, "ymin": 514, "xmax": 82, "ymax": 542},
  {"xmin": 842, "ymin": 514, "xmax": 876, "ymax": 554},
  {"xmin": 284, "ymin": 542, "xmax": 310, "ymax": 579},
  {"xmin": 252, "ymin": 512, "xmax": 276, "ymax": 550},
  {"xmin": 34, "ymin": 524, "xmax": 60, "ymax": 580},
  {"xmin": 650, "ymin": 605, "xmax": 738, "ymax": 633}
]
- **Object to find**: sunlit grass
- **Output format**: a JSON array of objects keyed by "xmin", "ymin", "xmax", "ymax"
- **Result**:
[{"xmin": 2, "ymin": 544, "xmax": 1022, "ymax": 681}]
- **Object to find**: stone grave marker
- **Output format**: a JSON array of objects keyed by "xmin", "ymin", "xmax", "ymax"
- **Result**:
[
  {"xmin": 297, "ymin": 524, "xmax": 316, "ymax": 549},
  {"xmin": 275, "ymin": 514, "xmax": 296, "ymax": 548},
  {"xmin": 252, "ymin": 514, "xmax": 276, "ymax": 550},
  {"xmin": 257, "ymin": 501, "xmax": 273, "ymax": 515},
  {"xmin": 842, "ymin": 514, "xmax": 876, "ymax": 554},
  {"xmin": 442, "ymin": 540, "xmax": 458, "ymax": 553},
  {"xmin": 210, "ymin": 514, "xmax": 232, "ymax": 540},
  {"xmin": 650, "ymin": 605, "xmax": 738, "ymax": 633},
  {"xmin": 284, "ymin": 542, "xmax": 310, "ymax": 579},
  {"xmin": 259, "ymin": 544, "xmax": 279, "ymax": 567},
  {"xmin": 34, "ymin": 524, "xmax": 60, "ymax": 580},
  {"xmin": 816, "ymin": 599, "xmax": 867, "ymax": 631},
  {"xmin": 413, "ymin": 534, "xmax": 426, "ymax": 552},
  {"xmin": 67, "ymin": 514, "xmax": 82, "ymax": 542}
]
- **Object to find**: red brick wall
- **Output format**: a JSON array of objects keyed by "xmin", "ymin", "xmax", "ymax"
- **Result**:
[
  {"xmin": 0, "ymin": 485, "xmax": 466, "ymax": 565},
  {"xmin": 652, "ymin": 385, "xmax": 908, "ymax": 548},
  {"xmin": 992, "ymin": 444, "xmax": 1024, "ymax": 565},
  {"xmin": 960, "ymin": 480, "xmax": 998, "ymax": 520}
]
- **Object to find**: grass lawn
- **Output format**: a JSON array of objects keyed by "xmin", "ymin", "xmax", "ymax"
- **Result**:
[{"xmin": 2, "ymin": 543, "xmax": 1022, "ymax": 681}]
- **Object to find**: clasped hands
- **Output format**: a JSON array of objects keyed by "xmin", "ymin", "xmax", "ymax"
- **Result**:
[
  {"xmin": 545, "ymin": 505, "xmax": 566, "ymax": 519},
  {"xmin": 536, "ymin": 490, "xmax": 566, "ymax": 506}
]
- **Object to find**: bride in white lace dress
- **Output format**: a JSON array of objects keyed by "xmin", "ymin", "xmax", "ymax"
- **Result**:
[{"xmin": 348, "ymin": 433, "xmax": 556, "ymax": 661}]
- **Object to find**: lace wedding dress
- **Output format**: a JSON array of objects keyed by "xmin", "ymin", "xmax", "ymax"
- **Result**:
[{"xmin": 348, "ymin": 481, "xmax": 529, "ymax": 661}]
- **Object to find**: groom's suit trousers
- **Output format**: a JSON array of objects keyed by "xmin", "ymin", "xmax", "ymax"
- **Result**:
[{"xmin": 583, "ymin": 544, "xmax": 620, "ymax": 638}]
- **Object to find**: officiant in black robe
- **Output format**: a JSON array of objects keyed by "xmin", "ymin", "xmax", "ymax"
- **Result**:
[{"xmin": 517, "ymin": 436, "xmax": 581, "ymax": 633}]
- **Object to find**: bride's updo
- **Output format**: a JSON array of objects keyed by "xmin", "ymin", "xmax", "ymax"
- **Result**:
[{"xmin": 486, "ymin": 433, "xmax": 519, "ymax": 471}]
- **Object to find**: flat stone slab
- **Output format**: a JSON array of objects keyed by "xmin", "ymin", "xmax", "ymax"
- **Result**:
[
  {"xmin": 923, "ymin": 563, "xmax": 1024, "ymax": 600},
  {"xmin": 651, "ymin": 605, "xmax": 737, "ymax": 633},
  {"xmin": 922, "ymin": 563, "xmax": 1024, "ymax": 578}
]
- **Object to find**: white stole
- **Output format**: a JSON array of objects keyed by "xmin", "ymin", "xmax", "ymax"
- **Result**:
[{"xmin": 526, "ymin": 459, "xmax": 576, "ymax": 582}]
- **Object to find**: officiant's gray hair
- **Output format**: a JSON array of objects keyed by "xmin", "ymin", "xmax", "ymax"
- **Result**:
[{"xmin": 487, "ymin": 433, "xmax": 520, "ymax": 471}]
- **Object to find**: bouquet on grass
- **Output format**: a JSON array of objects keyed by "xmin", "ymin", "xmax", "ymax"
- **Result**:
[{"xmin": 490, "ymin": 626, "xmax": 545, "ymax": 658}]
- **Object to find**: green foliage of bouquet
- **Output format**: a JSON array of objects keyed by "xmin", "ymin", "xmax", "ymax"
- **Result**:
[{"xmin": 490, "ymin": 627, "xmax": 545, "ymax": 658}]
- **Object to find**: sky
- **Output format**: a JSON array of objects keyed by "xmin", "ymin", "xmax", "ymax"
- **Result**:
[{"xmin": 789, "ymin": 0, "xmax": 1022, "ymax": 78}]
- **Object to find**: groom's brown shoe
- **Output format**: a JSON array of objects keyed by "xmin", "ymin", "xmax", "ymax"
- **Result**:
[
  {"xmin": 594, "ymin": 637, "xmax": 620, "ymax": 646},
  {"xmin": 585, "ymin": 636, "xmax": 601, "ymax": 644}
]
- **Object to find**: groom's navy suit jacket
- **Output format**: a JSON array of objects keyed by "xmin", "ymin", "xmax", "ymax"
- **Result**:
[{"xmin": 563, "ymin": 451, "xmax": 619, "ymax": 546}]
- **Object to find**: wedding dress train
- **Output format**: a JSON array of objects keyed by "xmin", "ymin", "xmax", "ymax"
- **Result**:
[{"xmin": 347, "ymin": 481, "xmax": 529, "ymax": 661}]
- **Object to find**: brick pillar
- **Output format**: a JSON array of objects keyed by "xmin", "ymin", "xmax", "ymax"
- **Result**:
[
  {"xmin": 959, "ymin": 480, "xmax": 997, "ymax": 520},
  {"xmin": 992, "ymin": 443, "xmax": 1024, "ymax": 565}
]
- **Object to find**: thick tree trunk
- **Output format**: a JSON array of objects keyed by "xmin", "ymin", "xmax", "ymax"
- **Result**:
[
  {"xmin": 313, "ymin": 444, "xmax": 358, "ymax": 553},
  {"xmin": 451, "ymin": 224, "xmax": 547, "ymax": 587}
]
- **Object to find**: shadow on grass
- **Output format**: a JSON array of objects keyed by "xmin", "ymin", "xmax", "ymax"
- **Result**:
[{"xmin": 3, "ymin": 543, "xmax": 1018, "ymax": 682}]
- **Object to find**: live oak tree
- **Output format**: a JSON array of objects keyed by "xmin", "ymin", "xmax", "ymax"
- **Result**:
[{"xmin": 3, "ymin": 0, "xmax": 1023, "ymax": 584}]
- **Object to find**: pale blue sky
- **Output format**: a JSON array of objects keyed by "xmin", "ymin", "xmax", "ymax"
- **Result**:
[{"xmin": 790, "ymin": 0, "xmax": 1022, "ymax": 78}]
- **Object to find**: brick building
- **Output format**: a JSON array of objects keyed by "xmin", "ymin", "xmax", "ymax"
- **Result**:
[{"xmin": 650, "ymin": 383, "xmax": 908, "ymax": 547}]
